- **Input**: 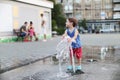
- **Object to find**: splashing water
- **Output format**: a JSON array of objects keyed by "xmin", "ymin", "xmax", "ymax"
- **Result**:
[{"xmin": 56, "ymin": 36, "xmax": 76, "ymax": 78}]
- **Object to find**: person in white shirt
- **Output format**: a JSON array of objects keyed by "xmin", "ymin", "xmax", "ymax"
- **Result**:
[{"xmin": 41, "ymin": 13, "xmax": 47, "ymax": 41}]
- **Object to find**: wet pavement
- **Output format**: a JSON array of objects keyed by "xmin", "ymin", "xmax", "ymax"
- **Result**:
[
  {"xmin": 0, "ymin": 37, "xmax": 59, "ymax": 73},
  {"xmin": 0, "ymin": 49, "xmax": 120, "ymax": 80},
  {"xmin": 0, "ymin": 34, "xmax": 120, "ymax": 72},
  {"xmin": 0, "ymin": 34, "xmax": 120, "ymax": 80}
]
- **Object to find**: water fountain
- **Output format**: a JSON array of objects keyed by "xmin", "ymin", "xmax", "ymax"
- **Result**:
[
  {"xmin": 100, "ymin": 47, "xmax": 108, "ymax": 60},
  {"xmin": 56, "ymin": 36, "xmax": 76, "ymax": 78}
]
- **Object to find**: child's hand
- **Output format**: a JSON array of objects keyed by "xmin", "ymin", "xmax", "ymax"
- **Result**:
[
  {"xmin": 67, "ymin": 38, "xmax": 72, "ymax": 43},
  {"xmin": 62, "ymin": 35, "xmax": 65, "ymax": 40},
  {"xmin": 67, "ymin": 38, "xmax": 76, "ymax": 43}
]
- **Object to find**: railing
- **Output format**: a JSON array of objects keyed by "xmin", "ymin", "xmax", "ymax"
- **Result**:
[
  {"xmin": 114, "ymin": 8, "xmax": 120, "ymax": 11},
  {"xmin": 114, "ymin": 4, "xmax": 120, "ymax": 11}
]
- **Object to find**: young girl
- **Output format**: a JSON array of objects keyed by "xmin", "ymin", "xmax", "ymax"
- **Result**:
[
  {"xmin": 29, "ymin": 26, "xmax": 34, "ymax": 41},
  {"xmin": 63, "ymin": 18, "xmax": 83, "ymax": 73},
  {"xmin": 28, "ymin": 21, "xmax": 37, "ymax": 41}
]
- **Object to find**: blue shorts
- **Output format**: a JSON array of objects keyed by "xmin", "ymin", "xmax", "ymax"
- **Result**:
[{"xmin": 21, "ymin": 32, "xmax": 26, "ymax": 37}]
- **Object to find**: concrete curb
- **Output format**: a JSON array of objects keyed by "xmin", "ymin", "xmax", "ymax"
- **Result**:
[
  {"xmin": 0, "ymin": 54, "xmax": 55, "ymax": 74},
  {"xmin": 0, "ymin": 35, "xmax": 52, "ymax": 43}
]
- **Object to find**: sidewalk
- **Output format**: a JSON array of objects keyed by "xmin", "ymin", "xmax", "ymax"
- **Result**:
[
  {"xmin": 0, "ymin": 37, "xmax": 60, "ymax": 73},
  {"xmin": 0, "ymin": 33, "xmax": 120, "ymax": 74}
]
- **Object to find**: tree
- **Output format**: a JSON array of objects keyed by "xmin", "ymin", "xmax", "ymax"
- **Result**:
[
  {"xmin": 52, "ymin": 3, "xmax": 65, "ymax": 27},
  {"xmin": 78, "ymin": 19, "xmax": 87, "ymax": 30},
  {"xmin": 48, "ymin": 0, "xmax": 55, "ymax": 4},
  {"xmin": 52, "ymin": 19, "xmax": 57, "ymax": 31},
  {"xmin": 48, "ymin": 0, "xmax": 66, "ymax": 35},
  {"xmin": 48, "ymin": 0, "xmax": 66, "ymax": 27},
  {"xmin": 56, "ymin": 14, "xmax": 66, "ymax": 27}
]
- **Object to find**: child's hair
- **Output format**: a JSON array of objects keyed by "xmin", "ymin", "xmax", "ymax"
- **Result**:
[
  {"xmin": 68, "ymin": 18, "xmax": 78, "ymax": 27},
  {"xmin": 24, "ymin": 21, "xmax": 28, "ymax": 25},
  {"xmin": 41, "ymin": 13, "xmax": 43, "ymax": 17},
  {"xmin": 30, "ymin": 21, "xmax": 33, "ymax": 25}
]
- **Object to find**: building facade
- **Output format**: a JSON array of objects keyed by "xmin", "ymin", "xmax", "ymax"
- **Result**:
[
  {"xmin": 57, "ymin": 0, "xmax": 120, "ymax": 32},
  {"xmin": 57, "ymin": 0, "xmax": 114, "ymax": 20},
  {"xmin": 113, "ymin": 0, "xmax": 120, "ymax": 19},
  {"xmin": 0, "ymin": 0, "xmax": 53, "ymax": 38}
]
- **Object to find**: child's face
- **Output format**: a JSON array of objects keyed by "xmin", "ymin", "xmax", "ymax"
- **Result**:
[
  {"xmin": 30, "ymin": 24, "xmax": 33, "ymax": 26},
  {"xmin": 25, "ymin": 23, "xmax": 28, "ymax": 27},
  {"xmin": 66, "ymin": 19, "xmax": 72, "ymax": 28}
]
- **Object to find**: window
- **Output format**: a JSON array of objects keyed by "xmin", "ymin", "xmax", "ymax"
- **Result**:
[
  {"xmin": 85, "ymin": 4, "xmax": 91, "ymax": 9},
  {"xmin": 85, "ymin": 11, "xmax": 91, "ymax": 19},
  {"xmin": 85, "ymin": 0, "xmax": 91, "ymax": 4},
  {"xmin": 61, "ymin": 0, "xmax": 63, "ymax": 3},
  {"xmin": 114, "ymin": 4, "xmax": 120, "ymax": 8},
  {"xmin": 105, "ymin": 4, "xmax": 112, "ymax": 9},
  {"xmin": 74, "ymin": 3, "xmax": 81, "ymax": 9},
  {"xmin": 64, "ymin": 4, "xmax": 73, "ymax": 11},
  {"xmin": 75, "ymin": 0, "xmax": 81, "ymax": 3},
  {"xmin": 95, "ymin": 12, "xmax": 100, "ymax": 18},
  {"xmin": 75, "ymin": 12, "xmax": 82, "ymax": 19},
  {"xmin": 94, "ymin": 0, "xmax": 101, "ymax": 1},
  {"xmin": 95, "ymin": 4, "xmax": 101, "ymax": 9},
  {"xmin": 105, "ymin": 0, "xmax": 112, "ymax": 4},
  {"xmin": 68, "ymin": 0, "xmax": 72, "ymax": 3}
]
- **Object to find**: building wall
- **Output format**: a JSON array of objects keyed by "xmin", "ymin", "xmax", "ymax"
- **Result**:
[
  {"xmin": 59, "ymin": 0, "xmax": 113, "ymax": 20},
  {"xmin": 113, "ymin": 0, "xmax": 120, "ymax": 19},
  {"xmin": 0, "ymin": 0, "xmax": 52, "ymax": 37},
  {"xmin": 0, "ymin": 4, "xmax": 13, "ymax": 33},
  {"xmin": 57, "ymin": 0, "xmax": 120, "ymax": 32}
]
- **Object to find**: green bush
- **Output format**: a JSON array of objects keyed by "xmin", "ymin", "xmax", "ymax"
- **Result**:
[
  {"xmin": 54, "ymin": 27, "xmax": 65, "ymax": 35},
  {"xmin": 56, "ymin": 15, "xmax": 66, "ymax": 27},
  {"xmin": 52, "ymin": 19, "xmax": 57, "ymax": 31},
  {"xmin": 78, "ymin": 19, "xmax": 87, "ymax": 30}
]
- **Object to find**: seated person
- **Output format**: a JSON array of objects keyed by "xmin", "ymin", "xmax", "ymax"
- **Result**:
[
  {"xmin": 20, "ymin": 22, "xmax": 28, "ymax": 38},
  {"xmin": 28, "ymin": 21, "xmax": 38, "ymax": 41}
]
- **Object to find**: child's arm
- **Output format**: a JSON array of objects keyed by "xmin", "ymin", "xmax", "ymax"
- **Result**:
[
  {"xmin": 72, "ymin": 29, "xmax": 79, "ymax": 40},
  {"xmin": 62, "ymin": 30, "xmax": 67, "ymax": 38},
  {"xmin": 41, "ymin": 20, "xmax": 45, "ymax": 26}
]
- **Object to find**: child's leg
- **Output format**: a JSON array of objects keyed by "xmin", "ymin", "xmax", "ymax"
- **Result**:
[
  {"xmin": 33, "ymin": 32, "xmax": 37, "ymax": 38},
  {"xmin": 44, "ymin": 34, "xmax": 46, "ymax": 40},
  {"xmin": 76, "ymin": 57, "xmax": 84, "ymax": 74},
  {"xmin": 75, "ymin": 47, "xmax": 82, "ymax": 70},
  {"xmin": 77, "ymin": 58, "xmax": 81, "ymax": 66},
  {"xmin": 76, "ymin": 58, "xmax": 82, "ymax": 70},
  {"xmin": 30, "ymin": 36, "xmax": 32, "ymax": 41}
]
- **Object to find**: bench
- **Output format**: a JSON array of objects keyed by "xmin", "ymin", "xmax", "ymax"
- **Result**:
[{"xmin": 13, "ymin": 29, "xmax": 24, "ymax": 41}]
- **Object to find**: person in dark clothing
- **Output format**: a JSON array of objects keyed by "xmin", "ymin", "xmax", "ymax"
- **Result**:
[{"xmin": 20, "ymin": 22, "xmax": 28, "ymax": 37}]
